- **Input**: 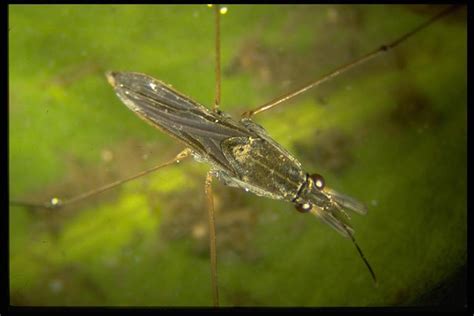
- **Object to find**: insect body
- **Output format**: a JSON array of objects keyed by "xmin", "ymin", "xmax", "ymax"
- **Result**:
[
  {"xmin": 107, "ymin": 71, "xmax": 375, "ymax": 282},
  {"xmin": 107, "ymin": 71, "xmax": 367, "ymax": 234}
]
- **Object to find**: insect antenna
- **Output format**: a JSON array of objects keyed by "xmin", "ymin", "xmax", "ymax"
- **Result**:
[{"xmin": 344, "ymin": 225, "xmax": 378, "ymax": 287}]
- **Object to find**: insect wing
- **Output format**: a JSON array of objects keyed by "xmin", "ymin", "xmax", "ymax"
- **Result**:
[
  {"xmin": 107, "ymin": 71, "xmax": 250, "ymax": 173},
  {"xmin": 325, "ymin": 187, "xmax": 368, "ymax": 215},
  {"xmin": 310, "ymin": 205, "xmax": 354, "ymax": 238}
]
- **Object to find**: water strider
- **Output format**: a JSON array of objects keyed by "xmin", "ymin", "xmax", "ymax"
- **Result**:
[
  {"xmin": 9, "ymin": 5, "xmax": 465, "ymax": 306},
  {"xmin": 104, "ymin": 69, "xmax": 376, "ymax": 305}
]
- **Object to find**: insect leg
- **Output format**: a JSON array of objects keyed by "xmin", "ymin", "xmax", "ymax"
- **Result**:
[
  {"xmin": 241, "ymin": 5, "xmax": 460, "ymax": 118},
  {"xmin": 10, "ymin": 148, "xmax": 192, "ymax": 210},
  {"xmin": 213, "ymin": 4, "xmax": 222, "ymax": 112},
  {"xmin": 204, "ymin": 171, "xmax": 219, "ymax": 307}
]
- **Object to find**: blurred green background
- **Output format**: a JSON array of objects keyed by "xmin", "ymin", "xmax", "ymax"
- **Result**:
[{"xmin": 9, "ymin": 5, "xmax": 466, "ymax": 306}]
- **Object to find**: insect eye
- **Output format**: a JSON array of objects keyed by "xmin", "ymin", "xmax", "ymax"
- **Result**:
[
  {"xmin": 295, "ymin": 202, "xmax": 312, "ymax": 213},
  {"xmin": 310, "ymin": 173, "xmax": 325, "ymax": 190}
]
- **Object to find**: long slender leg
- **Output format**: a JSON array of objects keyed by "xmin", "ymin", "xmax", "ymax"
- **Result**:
[
  {"xmin": 213, "ymin": 5, "xmax": 222, "ymax": 111},
  {"xmin": 241, "ymin": 5, "xmax": 460, "ymax": 118},
  {"xmin": 10, "ymin": 148, "xmax": 192, "ymax": 210},
  {"xmin": 204, "ymin": 171, "xmax": 219, "ymax": 307}
]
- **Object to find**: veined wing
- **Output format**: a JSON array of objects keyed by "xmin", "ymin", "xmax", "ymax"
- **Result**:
[{"xmin": 107, "ymin": 71, "xmax": 251, "ymax": 173}]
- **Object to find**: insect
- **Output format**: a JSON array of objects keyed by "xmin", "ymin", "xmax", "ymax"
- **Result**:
[{"xmin": 11, "ymin": 4, "xmax": 466, "ymax": 306}]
